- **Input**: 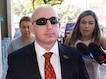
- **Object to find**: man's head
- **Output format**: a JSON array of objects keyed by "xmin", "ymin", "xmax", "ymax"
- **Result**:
[
  {"xmin": 19, "ymin": 16, "xmax": 33, "ymax": 39},
  {"xmin": 31, "ymin": 5, "xmax": 60, "ymax": 48}
]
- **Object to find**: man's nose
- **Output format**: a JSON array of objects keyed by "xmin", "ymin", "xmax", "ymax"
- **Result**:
[{"xmin": 46, "ymin": 20, "xmax": 53, "ymax": 29}]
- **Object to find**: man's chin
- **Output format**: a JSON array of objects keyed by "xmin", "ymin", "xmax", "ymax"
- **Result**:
[{"xmin": 46, "ymin": 39, "xmax": 56, "ymax": 43}]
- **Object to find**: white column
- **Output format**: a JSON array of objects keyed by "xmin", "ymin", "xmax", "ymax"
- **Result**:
[
  {"xmin": 7, "ymin": 0, "xmax": 13, "ymax": 39},
  {"xmin": 0, "ymin": 17, "xmax": 3, "ymax": 79}
]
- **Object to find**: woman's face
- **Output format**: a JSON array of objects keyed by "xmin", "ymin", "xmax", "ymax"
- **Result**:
[{"xmin": 80, "ymin": 15, "xmax": 95, "ymax": 38}]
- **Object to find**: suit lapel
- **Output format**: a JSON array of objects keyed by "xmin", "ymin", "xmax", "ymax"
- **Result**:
[
  {"xmin": 25, "ymin": 43, "xmax": 42, "ymax": 79},
  {"xmin": 24, "ymin": 43, "xmax": 72, "ymax": 79},
  {"xmin": 59, "ymin": 44, "xmax": 71, "ymax": 79}
]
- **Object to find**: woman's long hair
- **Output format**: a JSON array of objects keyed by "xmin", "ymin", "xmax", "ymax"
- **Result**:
[{"xmin": 64, "ymin": 10, "xmax": 101, "ymax": 46}]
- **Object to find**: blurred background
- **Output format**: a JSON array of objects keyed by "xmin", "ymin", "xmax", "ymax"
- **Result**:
[{"xmin": 0, "ymin": 0, "xmax": 106, "ymax": 79}]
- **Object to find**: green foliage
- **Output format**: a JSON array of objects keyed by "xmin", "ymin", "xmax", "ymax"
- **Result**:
[
  {"xmin": 32, "ymin": 0, "xmax": 63, "ymax": 8},
  {"xmin": 13, "ymin": 0, "xmax": 80, "ymax": 23},
  {"xmin": 13, "ymin": 0, "xmax": 33, "ymax": 17},
  {"xmin": 57, "ymin": 3, "xmax": 80, "ymax": 23},
  {"xmin": 47, "ymin": 0, "xmax": 63, "ymax": 5},
  {"xmin": 32, "ymin": 0, "xmax": 44, "ymax": 9},
  {"xmin": 13, "ymin": 0, "xmax": 63, "ymax": 16}
]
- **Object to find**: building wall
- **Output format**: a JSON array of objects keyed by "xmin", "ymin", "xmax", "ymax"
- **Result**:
[
  {"xmin": 0, "ymin": 0, "xmax": 7, "ymax": 78},
  {"xmin": 0, "ymin": 0, "xmax": 8, "ymax": 38}
]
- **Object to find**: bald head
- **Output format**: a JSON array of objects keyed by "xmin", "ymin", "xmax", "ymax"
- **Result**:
[
  {"xmin": 31, "ymin": 5, "xmax": 58, "ymax": 22},
  {"xmin": 31, "ymin": 5, "xmax": 60, "ymax": 50}
]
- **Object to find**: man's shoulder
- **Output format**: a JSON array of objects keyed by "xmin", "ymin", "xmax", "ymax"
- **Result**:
[
  {"xmin": 59, "ymin": 44, "xmax": 82, "ymax": 61},
  {"xmin": 9, "ymin": 42, "xmax": 34, "ymax": 57},
  {"xmin": 59, "ymin": 44, "xmax": 79, "ymax": 54},
  {"xmin": 9, "ymin": 36, "xmax": 21, "ymax": 44}
]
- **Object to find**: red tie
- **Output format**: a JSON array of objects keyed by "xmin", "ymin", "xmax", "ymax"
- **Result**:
[{"xmin": 43, "ymin": 52, "xmax": 56, "ymax": 79}]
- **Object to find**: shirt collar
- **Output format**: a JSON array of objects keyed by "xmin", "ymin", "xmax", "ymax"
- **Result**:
[{"xmin": 34, "ymin": 41, "xmax": 59, "ymax": 57}]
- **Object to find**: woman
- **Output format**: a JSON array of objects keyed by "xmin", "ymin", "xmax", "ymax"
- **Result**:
[{"xmin": 64, "ymin": 10, "xmax": 106, "ymax": 79}]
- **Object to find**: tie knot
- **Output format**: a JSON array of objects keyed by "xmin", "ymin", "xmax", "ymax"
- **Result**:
[{"xmin": 43, "ymin": 52, "xmax": 52, "ymax": 59}]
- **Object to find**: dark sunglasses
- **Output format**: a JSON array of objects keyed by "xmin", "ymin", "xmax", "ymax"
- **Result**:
[{"xmin": 34, "ymin": 17, "xmax": 59, "ymax": 25}]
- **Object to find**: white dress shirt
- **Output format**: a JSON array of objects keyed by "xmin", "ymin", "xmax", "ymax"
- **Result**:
[{"xmin": 34, "ymin": 41, "xmax": 62, "ymax": 79}]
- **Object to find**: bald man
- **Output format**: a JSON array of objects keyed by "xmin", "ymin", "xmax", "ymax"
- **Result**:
[{"xmin": 6, "ymin": 5, "xmax": 89, "ymax": 79}]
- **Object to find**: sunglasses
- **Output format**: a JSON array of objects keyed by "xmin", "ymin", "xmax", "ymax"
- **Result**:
[{"xmin": 34, "ymin": 17, "xmax": 59, "ymax": 25}]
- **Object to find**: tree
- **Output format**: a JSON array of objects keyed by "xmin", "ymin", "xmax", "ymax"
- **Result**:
[
  {"xmin": 57, "ymin": 3, "xmax": 80, "ymax": 23},
  {"xmin": 32, "ymin": 0, "xmax": 63, "ymax": 9},
  {"xmin": 13, "ymin": 0, "xmax": 63, "ymax": 16},
  {"xmin": 13, "ymin": 0, "xmax": 80, "ymax": 22},
  {"xmin": 13, "ymin": 0, "xmax": 34, "ymax": 17}
]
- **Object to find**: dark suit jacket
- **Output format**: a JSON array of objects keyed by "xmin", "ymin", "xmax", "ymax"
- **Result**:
[{"xmin": 6, "ymin": 42, "xmax": 89, "ymax": 79}]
